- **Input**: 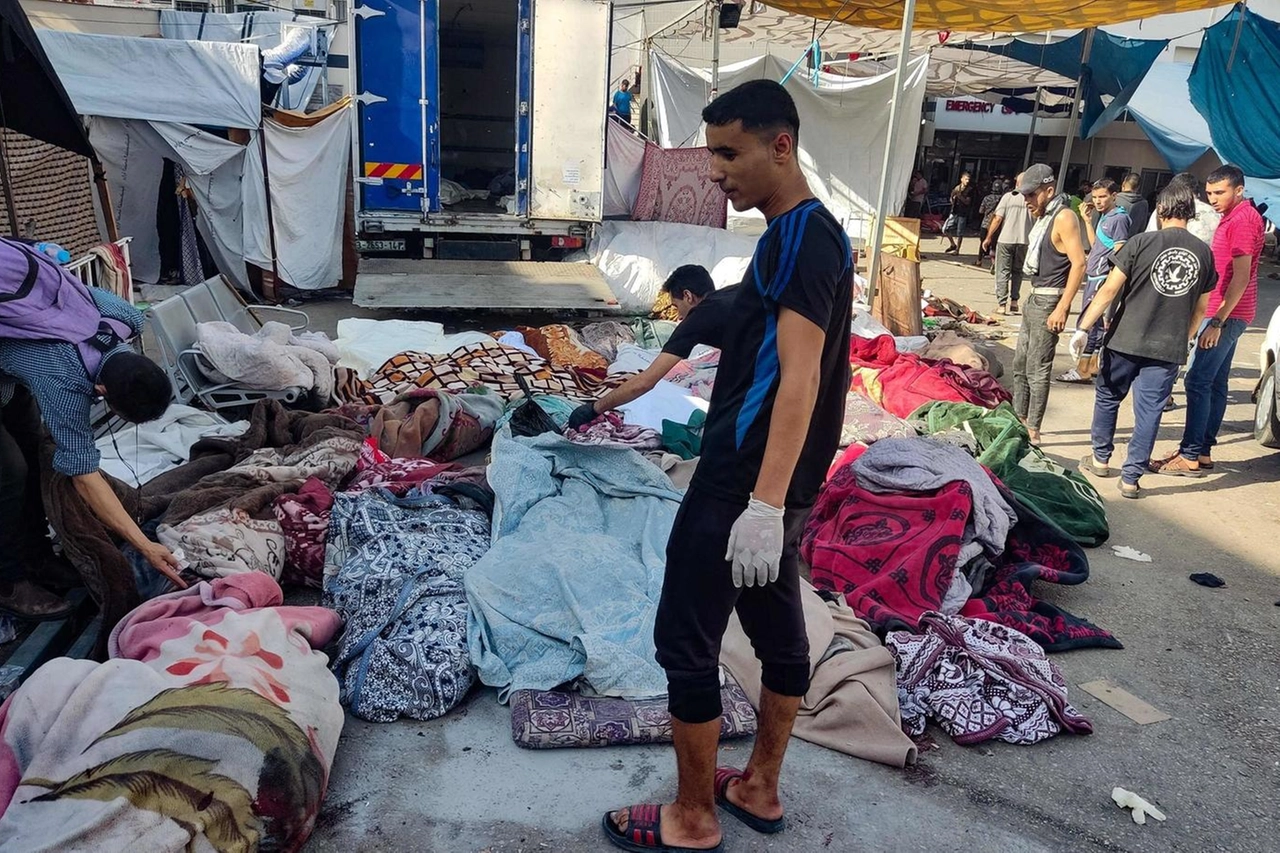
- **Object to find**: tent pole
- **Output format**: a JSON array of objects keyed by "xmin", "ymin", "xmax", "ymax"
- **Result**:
[
  {"xmin": 1022, "ymin": 86, "xmax": 1042, "ymax": 170},
  {"xmin": 259, "ymin": 128, "xmax": 282, "ymax": 302},
  {"xmin": 865, "ymin": 0, "xmax": 918, "ymax": 308},
  {"xmin": 710, "ymin": 1, "xmax": 721, "ymax": 101},
  {"xmin": 1056, "ymin": 28, "xmax": 1095, "ymax": 190},
  {"xmin": 91, "ymin": 159, "xmax": 120, "ymax": 243}
]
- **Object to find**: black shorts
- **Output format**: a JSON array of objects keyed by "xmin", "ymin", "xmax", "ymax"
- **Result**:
[{"xmin": 653, "ymin": 486, "xmax": 811, "ymax": 724}]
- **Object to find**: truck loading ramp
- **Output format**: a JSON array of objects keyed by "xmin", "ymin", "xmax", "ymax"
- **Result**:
[{"xmin": 353, "ymin": 259, "xmax": 621, "ymax": 312}]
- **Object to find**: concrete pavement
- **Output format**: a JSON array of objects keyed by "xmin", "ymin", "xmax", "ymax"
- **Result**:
[{"xmin": 308, "ymin": 240, "xmax": 1280, "ymax": 852}]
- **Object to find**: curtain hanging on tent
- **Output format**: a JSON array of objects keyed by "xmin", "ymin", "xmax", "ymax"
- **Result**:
[
  {"xmin": 1125, "ymin": 62, "xmax": 1212, "ymax": 173},
  {"xmin": 758, "ymin": 0, "xmax": 1234, "ymax": 33},
  {"xmin": 1189, "ymin": 5, "xmax": 1280, "ymax": 180}
]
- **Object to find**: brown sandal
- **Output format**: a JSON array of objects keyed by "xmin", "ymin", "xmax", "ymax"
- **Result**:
[{"xmin": 1149, "ymin": 454, "xmax": 1205, "ymax": 478}]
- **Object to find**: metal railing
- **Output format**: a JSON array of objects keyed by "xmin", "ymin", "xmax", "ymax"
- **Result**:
[{"xmin": 64, "ymin": 237, "xmax": 134, "ymax": 303}]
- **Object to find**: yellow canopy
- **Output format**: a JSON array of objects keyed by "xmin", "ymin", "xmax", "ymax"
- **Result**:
[{"xmin": 760, "ymin": 0, "xmax": 1234, "ymax": 33}]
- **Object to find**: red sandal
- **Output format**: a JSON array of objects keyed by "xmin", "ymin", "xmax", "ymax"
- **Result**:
[
  {"xmin": 602, "ymin": 804, "xmax": 724, "ymax": 853},
  {"xmin": 713, "ymin": 767, "xmax": 786, "ymax": 835}
]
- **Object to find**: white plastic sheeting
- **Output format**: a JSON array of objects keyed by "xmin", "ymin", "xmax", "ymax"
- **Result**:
[
  {"xmin": 650, "ymin": 52, "xmax": 929, "ymax": 241},
  {"xmin": 587, "ymin": 220, "xmax": 758, "ymax": 314},
  {"xmin": 243, "ymin": 110, "xmax": 352, "ymax": 290},
  {"xmin": 88, "ymin": 106, "xmax": 352, "ymax": 290},
  {"xmin": 38, "ymin": 31, "xmax": 261, "ymax": 130},
  {"xmin": 334, "ymin": 319, "xmax": 496, "ymax": 379},
  {"xmin": 603, "ymin": 120, "xmax": 647, "ymax": 218},
  {"xmin": 158, "ymin": 11, "xmax": 332, "ymax": 113}
]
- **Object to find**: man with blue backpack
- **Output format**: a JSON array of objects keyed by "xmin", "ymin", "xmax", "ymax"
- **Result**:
[
  {"xmin": 0, "ymin": 236, "xmax": 183, "ymax": 619},
  {"xmin": 1058, "ymin": 178, "xmax": 1131, "ymax": 383}
]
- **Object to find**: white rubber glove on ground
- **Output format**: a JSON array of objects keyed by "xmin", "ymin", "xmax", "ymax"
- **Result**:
[
  {"xmin": 725, "ymin": 496, "xmax": 785, "ymax": 588},
  {"xmin": 1068, "ymin": 329, "xmax": 1089, "ymax": 360}
]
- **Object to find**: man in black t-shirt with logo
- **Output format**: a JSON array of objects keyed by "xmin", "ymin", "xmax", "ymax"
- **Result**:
[
  {"xmin": 1075, "ymin": 182, "xmax": 1217, "ymax": 498},
  {"xmin": 604, "ymin": 81, "xmax": 852, "ymax": 853}
]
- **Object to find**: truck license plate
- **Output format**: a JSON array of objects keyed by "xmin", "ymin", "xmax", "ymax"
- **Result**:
[{"xmin": 357, "ymin": 238, "xmax": 406, "ymax": 253}]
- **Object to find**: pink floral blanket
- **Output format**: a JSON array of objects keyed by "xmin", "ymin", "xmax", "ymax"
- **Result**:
[{"xmin": 0, "ymin": 575, "xmax": 343, "ymax": 852}]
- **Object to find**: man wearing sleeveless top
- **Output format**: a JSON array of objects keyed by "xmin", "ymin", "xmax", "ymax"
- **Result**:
[{"xmin": 1011, "ymin": 164, "xmax": 1088, "ymax": 445}]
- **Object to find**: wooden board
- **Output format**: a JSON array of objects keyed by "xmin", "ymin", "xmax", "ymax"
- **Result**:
[
  {"xmin": 873, "ymin": 251, "xmax": 923, "ymax": 337},
  {"xmin": 1079, "ymin": 680, "xmax": 1172, "ymax": 725},
  {"xmin": 353, "ymin": 259, "xmax": 621, "ymax": 311}
]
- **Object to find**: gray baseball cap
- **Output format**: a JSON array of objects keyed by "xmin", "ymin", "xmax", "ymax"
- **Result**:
[{"xmin": 1017, "ymin": 164, "xmax": 1056, "ymax": 194}]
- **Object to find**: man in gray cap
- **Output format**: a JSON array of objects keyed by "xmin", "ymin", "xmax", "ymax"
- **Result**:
[{"xmin": 1011, "ymin": 164, "xmax": 1087, "ymax": 445}]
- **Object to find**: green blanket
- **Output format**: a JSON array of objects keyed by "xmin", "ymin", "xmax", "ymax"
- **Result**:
[{"xmin": 912, "ymin": 401, "xmax": 1109, "ymax": 547}]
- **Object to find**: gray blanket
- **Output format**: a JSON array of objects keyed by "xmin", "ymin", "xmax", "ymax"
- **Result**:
[{"xmin": 851, "ymin": 436, "xmax": 1016, "ymax": 565}]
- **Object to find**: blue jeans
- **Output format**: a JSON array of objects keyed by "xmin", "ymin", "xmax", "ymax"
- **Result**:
[
  {"xmin": 1179, "ymin": 317, "xmax": 1248, "ymax": 460},
  {"xmin": 1091, "ymin": 350, "xmax": 1179, "ymax": 484},
  {"xmin": 1079, "ymin": 274, "xmax": 1108, "ymax": 354}
]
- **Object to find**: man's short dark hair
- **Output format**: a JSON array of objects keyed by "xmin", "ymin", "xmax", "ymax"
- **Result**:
[
  {"xmin": 1207, "ymin": 164, "xmax": 1245, "ymax": 188},
  {"xmin": 662, "ymin": 265, "xmax": 715, "ymax": 301},
  {"xmin": 1122, "ymin": 172, "xmax": 1141, "ymax": 190},
  {"xmin": 621, "ymin": 79, "xmax": 630, "ymax": 89},
  {"xmin": 702, "ymin": 80, "xmax": 799, "ymax": 144},
  {"xmin": 1092, "ymin": 178, "xmax": 1119, "ymax": 193},
  {"xmin": 1156, "ymin": 182, "xmax": 1197, "ymax": 222},
  {"xmin": 100, "ymin": 352, "xmax": 171, "ymax": 424}
]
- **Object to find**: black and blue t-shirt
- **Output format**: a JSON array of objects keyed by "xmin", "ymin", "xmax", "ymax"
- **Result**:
[{"xmin": 689, "ymin": 198, "xmax": 852, "ymax": 508}]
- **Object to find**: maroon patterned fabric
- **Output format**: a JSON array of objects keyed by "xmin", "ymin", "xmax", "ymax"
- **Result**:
[
  {"xmin": 509, "ymin": 677, "xmax": 756, "ymax": 749},
  {"xmin": 888, "ymin": 612, "xmax": 1093, "ymax": 745},
  {"xmin": 273, "ymin": 476, "xmax": 333, "ymax": 588},
  {"xmin": 802, "ymin": 463, "xmax": 970, "ymax": 631},
  {"xmin": 961, "ymin": 480, "xmax": 1121, "ymax": 652},
  {"xmin": 631, "ymin": 145, "xmax": 727, "ymax": 228}
]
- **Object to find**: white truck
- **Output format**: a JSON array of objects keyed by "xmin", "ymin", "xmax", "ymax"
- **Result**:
[{"xmin": 349, "ymin": 0, "xmax": 618, "ymax": 311}]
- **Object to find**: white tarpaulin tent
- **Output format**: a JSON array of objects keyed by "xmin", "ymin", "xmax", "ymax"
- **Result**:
[
  {"xmin": 158, "ymin": 10, "xmax": 333, "ymax": 113},
  {"xmin": 37, "ymin": 30, "xmax": 262, "ymax": 130},
  {"xmin": 650, "ymin": 51, "xmax": 929, "ymax": 241},
  {"xmin": 38, "ymin": 30, "xmax": 349, "ymax": 291}
]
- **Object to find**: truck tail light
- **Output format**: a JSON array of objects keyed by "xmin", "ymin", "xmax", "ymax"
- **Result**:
[{"xmin": 552, "ymin": 236, "xmax": 585, "ymax": 249}]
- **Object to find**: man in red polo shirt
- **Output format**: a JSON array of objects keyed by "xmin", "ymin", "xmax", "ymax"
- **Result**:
[{"xmin": 1152, "ymin": 163, "xmax": 1264, "ymax": 477}]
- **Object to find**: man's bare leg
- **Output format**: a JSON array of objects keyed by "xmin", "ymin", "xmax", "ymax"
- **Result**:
[
  {"xmin": 610, "ymin": 718, "xmax": 722, "ymax": 849},
  {"xmin": 723, "ymin": 686, "xmax": 801, "ymax": 820}
]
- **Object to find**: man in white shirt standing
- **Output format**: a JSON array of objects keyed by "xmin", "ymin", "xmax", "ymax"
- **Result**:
[{"xmin": 982, "ymin": 172, "xmax": 1033, "ymax": 314}]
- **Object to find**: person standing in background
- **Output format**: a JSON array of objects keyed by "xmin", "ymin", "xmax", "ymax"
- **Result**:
[
  {"xmin": 943, "ymin": 172, "xmax": 973, "ymax": 255},
  {"xmin": 975, "ymin": 180, "xmax": 1006, "ymax": 267},
  {"xmin": 613, "ymin": 78, "xmax": 635, "ymax": 126},
  {"xmin": 1151, "ymin": 164, "xmax": 1264, "ymax": 477},
  {"xmin": 1058, "ymin": 179, "xmax": 1131, "ymax": 383},
  {"xmin": 906, "ymin": 171, "xmax": 928, "ymax": 218},
  {"xmin": 983, "ymin": 173, "xmax": 1033, "ymax": 315},
  {"xmin": 1145, "ymin": 171, "xmax": 1220, "ymax": 246},
  {"xmin": 1117, "ymin": 173, "xmax": 1152, "ymax": 233}
]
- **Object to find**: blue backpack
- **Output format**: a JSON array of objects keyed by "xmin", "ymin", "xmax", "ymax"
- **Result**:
[{"xmin": 0, "ymin": 237, "xmax": 132, "ymax": 377}]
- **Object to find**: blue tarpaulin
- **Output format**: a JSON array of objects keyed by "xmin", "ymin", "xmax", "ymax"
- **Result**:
[
  {"xmin": 966, "ymin": 31, "xmax": 1168, "ymax": 138},
  {"xmin": 1126, "ymin": 63, "xmax": 1213, "ymax": 173},
  {"xmin": 1189, "ymin": 5, "xmax": 1280, "ymax": 180}
]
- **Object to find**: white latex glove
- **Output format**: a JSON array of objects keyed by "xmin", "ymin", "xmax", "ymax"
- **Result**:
[
  {"xmin": 725, "ymin": 496, "xmax": 785, "ymax": 588},
  {"xmin": 1068, "ymin": 329, "xmax": 1089, "ymax": 360}
]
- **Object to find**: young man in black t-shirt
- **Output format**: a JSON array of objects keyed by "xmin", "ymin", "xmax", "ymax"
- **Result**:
[
  {"xmin": 1075, "ymin": 182, "xmax": 1217, "ymax": 498},
  {"xmin": 568, "ymin": 266, "xmax": 725, "ymax": 430},
  {"xmin": 605, "ymin": 80, "xmax": 852, "ymax": 853}
]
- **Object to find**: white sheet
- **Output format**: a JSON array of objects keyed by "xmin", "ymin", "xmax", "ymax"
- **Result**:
[
  {"xmin": 650, "ymin": 53, "xmax": 929, "ymax": 242},
  {"xmin": 97, "ymin": 405, "xmax": 249, "ymax": 487},
  {"xmin": 603, "ymin": 120, "xmax": 648, "ymax": 218},
  {"xmin": 242, "ymin": 108, "xmax": 352, "ymax": 290},
  {"xmin": 159, "ymin": 10, "xmax": 327, "ymax": 111},
  {"xmin": 335, "ymin": 318, "xmax": 497, "ymax": 379},
  {"xmin": 38, "ymin": 31, "xmax": 262, "ymax": 130},
  {"xmin": 617, "ymin": 380, "xmax": 709, "ymax": 433},
  {"xmin": 587, "ymin": 220, "xmax": 758, "ymax": 314}
]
